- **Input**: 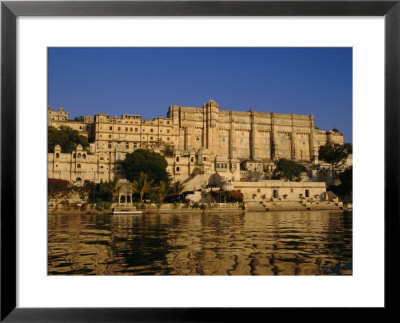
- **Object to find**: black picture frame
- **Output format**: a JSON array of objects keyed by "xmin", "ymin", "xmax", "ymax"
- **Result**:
[{"xmin": 1, "ymin": 1, "xmax": 399, "ymax": 321}]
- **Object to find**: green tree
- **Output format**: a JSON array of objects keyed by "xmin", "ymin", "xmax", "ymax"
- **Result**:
[
  {"xmin": 329, "ymin": 166, "xmax": 352, "ymax": 203},
  {"xmin": 110, "ymin": 176, "xmax": 121, "ymax": 202},
  {"xmin": 344, "ymin": 143, "xmax": 353, "ymax": 154},
  {"xmin": 131, "ymin": 172, "xmax": 155, "ymax": 203},
  {"xmin": 318, "ymin": 142, "xmax": 348, "ymax": 169},
  {"xmin": 121, "ymin": 149, "xmax": 169, "ymax": 185},
  {"xmin": 168, "ymin": 180, "xmax": 186, "ymax": 196},
  {"xmin": 156, "ymin": 180, "xmax": 169, "ymax": 206},
  {"xmin": 272, "ymin": 158, "xmax": 306, "ymax": 182},
  {"xmin": 72, "ymin": 116, "xmax": 84, "ymax": 122},
  {"xmin": 48, "ymin": 125, "xmax": 89, "ymax": 153},
  {"xmin": 48, "ymin": 178, "xmax": 72, "ymax": 202}
]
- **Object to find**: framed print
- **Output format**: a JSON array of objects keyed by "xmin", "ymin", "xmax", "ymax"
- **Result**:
[{"xmin": 1, "ymin": 0, "xmax": 399, "ymax": 321}]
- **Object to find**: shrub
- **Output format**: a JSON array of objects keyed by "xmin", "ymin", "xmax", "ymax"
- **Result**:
[{"xmin": 80, "ymin": 203, "xmax": 88, "ymax": 211}]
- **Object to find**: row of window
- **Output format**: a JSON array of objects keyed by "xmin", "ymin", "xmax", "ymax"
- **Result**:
[
  {"xmin": 100, "ymin": 134, "xmax": 172, "ymax": 141},
  {"xmin": 55, "ymin": 153, "xmax": 86, "ymax": 159},
  {"xmin": 99, "ymin": 126, "xmax": 171, "ymax": 133},
  {"xmin": 53, "ymin": 164, "xmax": 120, "ymax": 171},
  {"xmin": 98, "ymin": 117, "xmax": 171, "ymax": 125}
]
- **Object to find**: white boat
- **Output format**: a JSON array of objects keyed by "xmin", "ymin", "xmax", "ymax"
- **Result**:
[{"xmin": 112, "ymin": 209, "xmax": 143, "ymax": 215}]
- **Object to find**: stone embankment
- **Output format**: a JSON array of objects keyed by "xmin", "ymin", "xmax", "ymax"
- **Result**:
[{"xmin": 49, "ymin": 200, "xmax": 348, "ymax": 215}]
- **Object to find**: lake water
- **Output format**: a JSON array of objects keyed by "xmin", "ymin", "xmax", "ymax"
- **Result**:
[{"xmin": 48, "ymin": 211, "xmax": 352, "ymax": 275}]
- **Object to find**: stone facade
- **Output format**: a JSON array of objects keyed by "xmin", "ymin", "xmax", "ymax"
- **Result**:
[{"xmin": 48, "ymin": 100, "xmax": 344, "ymax": 185}]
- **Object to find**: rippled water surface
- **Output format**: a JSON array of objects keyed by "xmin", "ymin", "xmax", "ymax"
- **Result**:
[{"xmin": 48, "ymin": 211, "xmax": 352, "ymax": 275}]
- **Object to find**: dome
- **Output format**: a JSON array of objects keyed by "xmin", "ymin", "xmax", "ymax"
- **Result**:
[
  {"xmin": 221, "ymin": 181, "xmax": 234, "ymax": 191},
  {"xmin": 198, "ymin": 147, "xmax": 210, "ymax": 155}
]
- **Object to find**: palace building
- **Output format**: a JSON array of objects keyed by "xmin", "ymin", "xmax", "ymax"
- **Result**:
[{"xmin": 48, "ymin": 100, "xmax": 344, "ymax": 186}]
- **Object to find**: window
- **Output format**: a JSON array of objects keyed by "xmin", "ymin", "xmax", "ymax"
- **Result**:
[
  {"xmin": 167, "ymin": 129, "xmax": 170, "ymax": 133},
  {"xmin": 290, "ymin": 188, "xmax": 294, "ymax": 193},
  {"xmin": 118, "ymin": 127, "xmax": 121, "ymax": 131},
  {"xmin": 76, "ymin": 177, "xmax": 82, "ymax": 181},
  {"xmin": 150, "ymin": 137, "xmax": 153, "ymax": 140},
  {"xmin": 130, "ymin": 128, "xmax": 133, "ymax": 132},
  {"xmin": 196, "ymin": 137, "xmax": 200, "ymax": 141},
  {"xmin": 135, "ymin": 128, "xmax": 138, "ymax": 132},
  {"xmin": 55, "ymin": 164, "xmax": 58, "ymax": 167},
  {"xmin": 55, "ymin": 153, "xmax": 59, "ymax": 158},
  {"xmin": 73, "ymin": 153, "xmax": 76, "ymax": 158},
  {"xmin": 176, "ymin": 167, "xmax": 180, "ymax": 172},
  {"xmin": 77, "ymin": 153, "xmax": 81, "ymax": 158},
  {"xmin": 108, "ymin": 143, "xmax": 112, "ymax": 148},
  {"xmin": 273, "ymin": 190, "xmax": 278, "ymax": 198},
  {"xmin": 257, "ymin": 189, "xmax": 260, "ymax": 193},
  {"xmin": 109, "ymin": 135, "xmax": 111, "ymax": 138},
  {"xmin": 79, "ymin": 126, "xmax": 82, "ymax": 130},
  {"xmin": 83, "ymin": 154, "xmax": 86, "ymax": 159},
  {"xmin": 204, "ymin": 157, "xmax": 207, "ymax": 161},
  {"xmin": 191, "ymin": 157, "xmax": 194, "ymax": 162},
  {"xmin": 305, "ymin": 190, "xmax": 310, "ymax": 198},
  {"xmin": 100, "ymin": 157, "xmax": 104, "ymax": 160},
  {"xmin": 109, "ymin": 126, "xmax": 112, "ymax": 130},
  {"xmin": 126, "ymin": 144, "xmax": 129, "ymax": 149},
  {"xmin": 143, "ymin": 128, "xmax": 145, "ymax": 132},
  {"xmin": 100, "ymin": 126, "xmax": 102, "ymax": 130},
  {"xmin": 167, "ymin": 137, "xmax": 170, "ymax": 141},
  {"xmin": 176, "ymin": 157, "xmax": 180, "ymax": 162},
  {"xmin": 100, "ymin": 166, "xmax": 103, "ymax": 169},
  {"xmin": 167, "ymin": 121, "xmax": 170, "ymax": 124},
  {"xmin": 150, "ymin": 129, "xmax": 153, "ymax": 133},
  {"xmin": 125, "ymin": 127, "xmax": 128, "ymax": 131},
  {"xmin": 77, "ymin": 164, "xmax": 81, "ymax": 168},
  {"xmin": 99, "ymin": 134, "xmax": 102, "ymax": 138}
]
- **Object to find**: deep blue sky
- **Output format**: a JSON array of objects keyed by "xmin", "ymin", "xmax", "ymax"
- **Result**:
[{"xmin": 48, "ymin": 48, "xmax": 352, "ymax": 142}]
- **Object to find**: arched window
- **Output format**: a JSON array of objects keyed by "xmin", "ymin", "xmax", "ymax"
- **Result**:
[
  {"xmin": 204, "ymin": 157, "xmax": 207, "ymax": 161},
  {"xmin": 82, "ymin": 154, "xmax": 86, "ymax": 159},
  {"xmin": 176, "ymin": 157, "xmax": 179, "ymax": 162},
  {"xmin": 73, "ymin": 153, "xmax": 76, "ymax": 158},
  {"xmin": 55, "ymin": 153, "xmax": 59, "ymax": 158},
  {"xmin": 77, "ymin": 153, "xmax": 81, "ymax": 158},
  {"xmin": 76, "ymin": 177, "xmax": 82, "ymax": 182}
]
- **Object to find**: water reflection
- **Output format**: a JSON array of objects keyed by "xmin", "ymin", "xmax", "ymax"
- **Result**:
[{"xmin": 48, "ymin": 211, "xmax": 352, "ymax": 275}]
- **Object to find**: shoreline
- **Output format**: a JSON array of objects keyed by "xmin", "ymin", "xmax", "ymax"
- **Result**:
[{"xmin": 48, "ymin": 205, "xmax": 350, "ymax": 215}]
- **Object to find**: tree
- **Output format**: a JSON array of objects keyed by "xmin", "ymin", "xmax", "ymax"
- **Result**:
[
  {"xmin": 131, "ymin": 172, "xmax": 155, "ymax": 203},
  {"xmin": 318, "ymin": 142, "xmax": 348, "ymax": 169},
  {"xmin": 72, "ymin": 116, "xmax": 84, "ymax": 122},
  {"xmin": 48, "ymin": 125, "xmax": 89, "ymax": 153},
  {"xmin": 344, "ymin": 143, "xmax": 353, "ymax": 155},
  {"xmin": 110, "ymin": 176, "xmax": 121, "ymax": 202},
  {"xmin": 329, "ymin": 166, "xmax": 352, "ymax": 203},
  {"xmin": 168, "ymin": 180, "xmax": 186, "ymax": 196},
  {"xmin": 48, "ymin": 178, "xmax": 72, "ymax": 202},
  {"xmin": 121, "ymin": 149, "xmax": 169, "ymax": 185},
  {"xmin": 161, "ymin": 144, "xmax": 174, "ymax": 158},
  {"xmin": 272, "ymin": 158, "xmax": 306, "ymax": 182},
  {"xmin": 156, "ymin": 180, "xmax": 169, "ymax": 205}
]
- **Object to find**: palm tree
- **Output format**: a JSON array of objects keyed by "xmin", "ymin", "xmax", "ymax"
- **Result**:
[
  {"xmin": 157, "ymin": 180, "xmax": 169, "ymax": 205},
  {"xmin": 110, "ymin": 176, "xmax": 121, "ymax": 203},
  {"xmin": 169, "ymin": 180, "xmax": 186, "ymax": 196},
  {"xmin": 131, "ymin": 172, "xmax": 154, "ymax": 203}
]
